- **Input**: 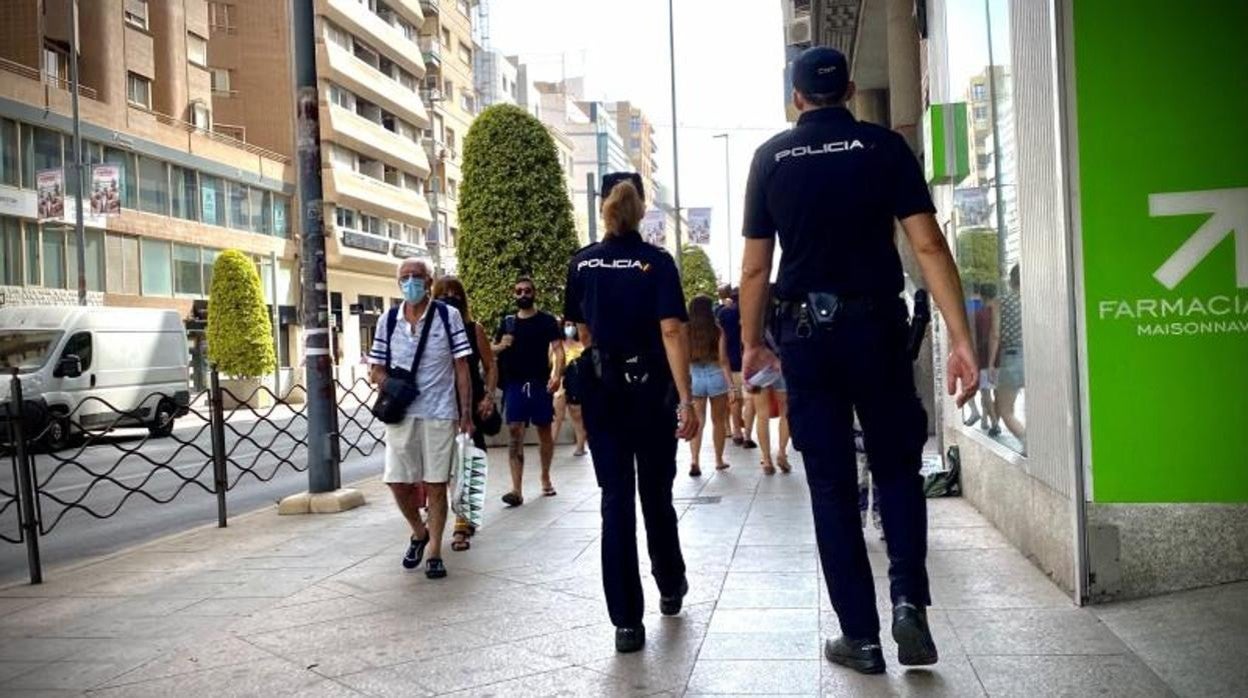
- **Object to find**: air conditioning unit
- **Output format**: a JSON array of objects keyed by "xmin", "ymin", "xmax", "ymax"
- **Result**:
[{"xmin": 786, "ymin": 15, "xmax": 812, "ymax": 46}]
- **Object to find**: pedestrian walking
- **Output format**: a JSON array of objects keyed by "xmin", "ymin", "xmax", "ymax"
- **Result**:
[
  {"xmin": 492, "ymin": 277, "xmax": 565, "ymax": 505},
  {"xmin": 686, "ymin": 294, "xmax": 733, "ymax": 476},
  {"xmin": 739, "ymin": 47, "xmax": 978, "ymax": 675},
  {"xmin": 716, "ymin": 287, "xmax": 756, "ymax": 448},
  {"xmin": 563, "ymin": 171, "xmax": 698, "ymax": 654},
  {"xmin": 432, "ymin": 276, "xmax": 500, "ymax": 553},
  {"xmin": 368, "ymin": 258, "xmax": 475, "ymax": 580},
  {"xmin": 992, "ymin": 265, "xmax": 1025, "ymax": 445},
  {"xmin": 551, "ymin": 319, "xmax": 589, "ymax": 457}
]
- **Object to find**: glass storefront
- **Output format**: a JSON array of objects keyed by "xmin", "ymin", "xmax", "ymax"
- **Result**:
[{"xmin": 945, "ymin": 0, "xmax": 1026, "ymax": 454}]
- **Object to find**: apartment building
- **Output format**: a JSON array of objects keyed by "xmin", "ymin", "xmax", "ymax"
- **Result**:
[
  {"xmin": 417, "ymin": 0, "xmax": 478, "ymax": 276},
  {"xmin": 206, "ymin": 0, "xmax": 435, "ymax": 373},
  {"xmin": 0, "ymin": 0, "xmax": 297, "ymax": 388},
  {"xmin": 604, "ymin": 101, "xmax": 658, "ymax": 205}
]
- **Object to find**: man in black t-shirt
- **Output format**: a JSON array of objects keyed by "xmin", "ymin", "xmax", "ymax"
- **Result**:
[{"xmin": 493, "ymin": 276, "xmax": 565, "ymax": 506}]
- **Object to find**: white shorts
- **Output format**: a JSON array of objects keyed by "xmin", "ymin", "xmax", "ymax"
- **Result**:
[{"xmin": 384, "ymin": 417, "xmax": 457, "ymax": 484}]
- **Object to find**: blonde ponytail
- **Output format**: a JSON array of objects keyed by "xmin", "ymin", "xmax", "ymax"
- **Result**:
[{"xmin": 602, "ymin": 181, "xmax": 645, "ymax": 236}]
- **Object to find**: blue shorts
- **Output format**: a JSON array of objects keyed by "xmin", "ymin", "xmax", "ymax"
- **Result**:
[
  {"xmin": 691, "ymin": 363, "xmax": 730, "ymax": 398},
  {"xmin": 504, "ymin": 380, "xmax": 555, "ymax": 426}
]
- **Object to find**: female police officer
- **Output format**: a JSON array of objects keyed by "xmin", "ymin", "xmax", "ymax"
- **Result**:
[{"xmin": 563, "ymin": 172, "xmax": 699, "ymax": 653}]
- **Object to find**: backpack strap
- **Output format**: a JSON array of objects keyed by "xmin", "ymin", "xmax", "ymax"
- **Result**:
[{"xmin": 383, "ymin": 305, "xmax": 400, "ymax": 368}]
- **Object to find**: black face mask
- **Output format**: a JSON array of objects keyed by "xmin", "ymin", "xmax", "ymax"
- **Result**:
[{"xmin": 516, "ymin": 296, "xmax": 535, "ymax": 310}]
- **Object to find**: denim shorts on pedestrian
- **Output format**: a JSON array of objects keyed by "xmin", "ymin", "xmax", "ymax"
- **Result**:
[
  {"xmin": 691, "ymin": 363, "xmax": 730, "ymax": 398},
  {"xmin": 504, "ymin": 380, "xmax": 555, "ymax": 426}
]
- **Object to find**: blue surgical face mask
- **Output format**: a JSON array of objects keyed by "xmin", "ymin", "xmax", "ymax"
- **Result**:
[{"xmin": 401, "ymin": 277, "xmax": 427, "ymax": 304}]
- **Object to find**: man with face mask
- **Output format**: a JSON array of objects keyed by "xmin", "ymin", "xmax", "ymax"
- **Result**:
[
  {"xmin": 492, "ymin": 276, "xmax": 565, "ymax": 506},
  {"xmin": 368, "ymin": 258, "xmax": 474, "ymax": 580}
]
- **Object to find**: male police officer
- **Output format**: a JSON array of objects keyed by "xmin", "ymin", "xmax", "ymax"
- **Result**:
[{"xmin": 739, "ymin": 47, "xmax": 978, "ymax": 675}]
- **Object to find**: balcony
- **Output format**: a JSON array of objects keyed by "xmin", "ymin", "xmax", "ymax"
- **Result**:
[
  {"xmin": 420, "ymin": 37, "xmax": 442, "ymax": 68},
  {"xmin": 317, "ymin": 40, "xmax": 430, "ymax": 128},
  {"xmin": 326, "ymin": 167, "xmax": 433, "ymax": 227},
  {"xmin": 318, "ymin": 0, "xmax": 424, "ymax": 78},
  {"xmin": 419, "ymin": 0, "xmax": 439, "ymax": 17},
  {"xmin": 323, "ymin": 103, "xmax": 430, "ymax": 177}
]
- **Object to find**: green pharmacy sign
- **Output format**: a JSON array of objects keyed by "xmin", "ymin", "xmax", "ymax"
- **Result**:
[
  {"xmin": 1073, "ymin": 0, "xmax": 1248, "ymax": 503},
  {"xmin": 922, "ymin": 103, "xmax": 969, "ymax": 185}
]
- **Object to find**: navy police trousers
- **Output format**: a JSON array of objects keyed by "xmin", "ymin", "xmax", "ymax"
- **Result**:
[
  {"xmin": 581, "ymin": 376, "xmax": 687, "ymax": 629},
  {"xmin": 779, "ymin": 299, "xmax": 931, "ymax": 641}
]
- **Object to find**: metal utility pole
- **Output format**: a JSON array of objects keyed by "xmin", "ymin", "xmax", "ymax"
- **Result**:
[
  {"xmin": 292, "ymin": 0, "xmax": 340, "ymax": 493},
  {"xmin": 68, "ymin": 0, "xmax": 86, "ymax": 305},
  {"xmin": 713, "ymin": 133, "xmax": 732, "ymax": 283},
  {"xmin": 667, "ymin": 0, "xmax": 683, "ymax": 270},
  {"xmin": 585, "ymin": 172, "xmax": 597, "ymax": 243},
  {"xmin": 270, "ymin": 251, "xmax": 281, "ymax": 395}
]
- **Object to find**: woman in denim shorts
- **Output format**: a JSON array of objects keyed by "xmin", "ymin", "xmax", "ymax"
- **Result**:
[{"xmin": 687, "ymin": 296, "xmax": 733, "ymax": 476}]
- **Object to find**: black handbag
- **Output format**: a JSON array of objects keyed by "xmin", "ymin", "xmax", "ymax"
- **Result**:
[
  {"xmin": 476, "ymin": 401, "xmax": 503, "ymax": 436},
  {"xmin": 371, "ymin": 304, "xmax": 437, "ymax": 425}
]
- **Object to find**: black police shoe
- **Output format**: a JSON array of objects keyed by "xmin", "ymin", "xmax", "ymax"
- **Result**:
[
  {"xmin": 824, "ymin": 636, "xmax": 886, "ymax": 675},
  {"xmin": 615, "ymin": 625, "xmax": 646, "ymax": 653},
  {"xmin": 660, "ymin": 578, "xmax": 689, "ymax": 616},
  {"xmin": 425, "ymin": 557, "xmax": 447, "ymax": 580},
  {"xmin": 892, "ymin": 600, "xmax": 938, "ymax": 666}
]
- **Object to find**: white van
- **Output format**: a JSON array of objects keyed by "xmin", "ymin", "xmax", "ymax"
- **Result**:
[{"xmin": 0, "ymin": 307, "xmax": 190, "ymax": 448}]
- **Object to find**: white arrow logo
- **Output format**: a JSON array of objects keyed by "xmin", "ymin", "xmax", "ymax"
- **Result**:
[{"xmin": 1150, "ymin": 188, "xmax": 1248, "ymax": 290}]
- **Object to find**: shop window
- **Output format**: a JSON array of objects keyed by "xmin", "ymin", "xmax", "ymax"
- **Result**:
[
  {"xmin": 21, "ymin": 125, "xmax": 62, "ymax": 189},
  {"xmin": 199, "ymin": 174, "xmax": 225, "ymax": 226},
  {"xmin": 25, "ymin": 223, "xmax": 39, "ymax": 286},
  {"xmin": 228, "ymin": 181, "xmax": 248, "ymax": 230},
  {"xmin": 174, "ymin": 244, "xmax": 202, "ymax": 295},
  {"xmin": 249, "ymin": 188, "xmax": 270, "ymax": 234},
  {"xmin": 171, "ymin": 165, "xmax": 198, "ymax": 221},
  {"xmin": 42, "ymin": 228, "xmax": 66, "ymax": 289},
  {"xmin": 140, "ymin": 238, "xmax": 172, "ymax": 296},
  {"xmin": 137, "ymin": 156, "xmax": 167, "ymax": 215},
  {"xmin": 102, "ymin": 146, "xmax": 136, "ymax": 209},
  {"xmin": 946, "ymin": 0, "xmax": 1026, "ymax": 454},
  {"xmin": 0, "ymin": 118, "xmax": 16, "ymax": 186},
  {"xmin": 105, "ymin": 233, "xmax": 140, "ymax": 295},
  {"xmin": 66, "ymin": 229, "xmax": 104, "ymax": 292},
  {"xmin": 0, "ymin": 217, "xmax": 22, "ymax": 286},
  {"xmin": 272, "ymin": 195, "xmax": 290, "ymax": 237}
]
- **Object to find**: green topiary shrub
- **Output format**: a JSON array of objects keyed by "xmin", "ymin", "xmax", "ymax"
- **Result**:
[
  {"xmin": 207, "ymin": 249, "xmax": 275, "ymax": 378},
  {"xmin": 955, "ymin": 228, "xmax": 1000, "ymax": 288},
  {"xmin": 680, "ymin": 245, "xmax": 719, "ymax": 304},
  {"xmin": 458, "ymin": 104, "xmax": 579, "ymax": 330}
]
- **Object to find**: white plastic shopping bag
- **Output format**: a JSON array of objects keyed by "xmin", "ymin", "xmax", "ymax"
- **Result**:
[{"xmin": 450, "ymin": 434, "xmax": 489, "ymax": 529}]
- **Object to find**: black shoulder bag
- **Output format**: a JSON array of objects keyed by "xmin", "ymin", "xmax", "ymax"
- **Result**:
[{"xmin": 371, "ymin": 303, "xmax": 438, "ymax": 425}]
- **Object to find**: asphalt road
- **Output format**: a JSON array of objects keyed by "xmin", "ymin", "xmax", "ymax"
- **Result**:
[{"xmin": 0, "ymin": 405, "xmax": 387, "ymax": 586}]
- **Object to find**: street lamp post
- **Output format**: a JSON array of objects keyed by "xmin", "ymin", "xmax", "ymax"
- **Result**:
[
  {"xmin": 713, "ymin": 133, "xmax": 732, "ymax": 284},
  {"xmin": 67, "ymin": 0, "xmax": 87, "ymax": 305},
  {"xmin": 667, "ymin": 0, "xmax": 683, "ymax": 270}
]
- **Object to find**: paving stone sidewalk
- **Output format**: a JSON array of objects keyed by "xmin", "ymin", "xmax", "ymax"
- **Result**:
[{"xmin": 0, "ymin": 443, "xmax": 1243, "ymax": 696}]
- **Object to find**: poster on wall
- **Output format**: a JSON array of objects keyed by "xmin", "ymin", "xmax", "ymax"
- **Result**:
[
  {"xmin": 36, "ymin": 169, "xmax": 64, "ymax": 221},
  {"xmin": 1074, "ymin": 0, "xmax": 1248, "ymax": 503},
  {"xmin": 687, "ymin": 207, "xmax": 712, "ymax": 245},
  {"xmin": 640, "ymin": 209, "xmax": 666, "ymax": 247},
  {"xmin": 90, "ymin": 164, "xmax": 122, "ymax": 216}
]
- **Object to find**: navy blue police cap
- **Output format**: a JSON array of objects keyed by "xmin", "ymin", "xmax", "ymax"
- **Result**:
[
  {"xmin": 600, "ymin": 172, "xmax": 645, "ymax": 204},
  {"xmin": 792, "ymin": 46, "xmax": 849, "ymax": 99}
]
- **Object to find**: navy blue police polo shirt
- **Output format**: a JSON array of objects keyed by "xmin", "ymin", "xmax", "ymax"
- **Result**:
[
  {"xmin": 563, "ymin": 230, "xmax": 688, "ymax": 358},
  {"xmin": 742, "ymin": 106, "xmax": 936, "ymax": 300}
]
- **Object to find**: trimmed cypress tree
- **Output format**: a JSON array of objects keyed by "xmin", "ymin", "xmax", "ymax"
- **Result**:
[
  {"xmin": 680, "ymin": 245, "xmax": 720, "ymax": 303},
  {"xmin": 207, "ymin": 249, "xmax": 275, "ymax": 378},
  {"xmin": 458, "ymin": 104, "xmax": 579, "ymax": 330}
]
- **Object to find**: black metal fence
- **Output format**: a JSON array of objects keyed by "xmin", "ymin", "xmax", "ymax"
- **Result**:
[{"xmin": 2, "ymin": 368, "xmax": 383, "ymax": 584}]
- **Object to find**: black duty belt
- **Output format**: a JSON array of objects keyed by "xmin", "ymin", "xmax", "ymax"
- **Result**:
[{"xmin": 774, "ymin": 293, "xmax": 903, "ymax": 323}]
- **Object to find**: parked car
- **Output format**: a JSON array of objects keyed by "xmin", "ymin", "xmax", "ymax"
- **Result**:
[{"xmin": 0, "ymin": 307, "xmax": 190, "ymax": 449}]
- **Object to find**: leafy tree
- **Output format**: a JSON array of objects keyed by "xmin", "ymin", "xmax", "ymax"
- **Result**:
[
  {"xmin": 458, "ymin": 104, "xmax": 579, "ymax": 330},
  {"xmin": 680, "ymin": 245, "xmax": 719, "ymax": 303},
  {"xmin": 955, "ymin": 228, "xmax": 1000, "ymax": 288},
  {"xmin": 207, "ymin": 250, "xmax": 275, "ymax": 378}
]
